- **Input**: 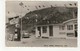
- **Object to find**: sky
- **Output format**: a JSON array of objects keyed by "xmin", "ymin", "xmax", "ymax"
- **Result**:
[{"xmin": 6, "ymin": 1, "xmax": 77, "ymax": 23}]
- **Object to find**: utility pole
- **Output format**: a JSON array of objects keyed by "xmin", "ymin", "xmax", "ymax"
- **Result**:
[{"xmin": 19, "ymin": 2, "xmax": 24, "ymax": 41}]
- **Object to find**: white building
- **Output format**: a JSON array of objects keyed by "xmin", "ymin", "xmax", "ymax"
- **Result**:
[{"xmin": 35, "ymin": 18, "xmax": 77, "ymax": 39}]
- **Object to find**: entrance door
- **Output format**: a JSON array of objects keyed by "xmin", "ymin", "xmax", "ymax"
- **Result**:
[
  {"xmin": 75, "ymin": 30, "xmax": 77, "ymax": 37},
  {"xmin": 37, "ymin": 27, "xmax": 41, "ymax": 37},
  {"xmin": 74, "ymin": 24, "xmax": 77, "ymax": 37},
  {"xmin": 49, "ymin": 26, "xmax": 53, "ymax": 36}
]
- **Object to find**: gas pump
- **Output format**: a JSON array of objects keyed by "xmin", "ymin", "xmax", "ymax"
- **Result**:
[{"xmin": 14, "ymin": 24, "xmax": 21, "ymax": 41}]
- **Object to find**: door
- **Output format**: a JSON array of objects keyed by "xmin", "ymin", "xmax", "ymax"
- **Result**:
[
  {"xmin": 49, "ymin": 26, "xmax": 53, "ymax": 36},
  {"xmin": 74, "ymin": 24, "xmax": 77, "ymax": 37},
  {"xmin": 37, "ymin": 27, "xmax": 41, "ymax": 37},
  {"xmin": 75, "ymin": 30, "xmax": 77, "ymax": 37}
]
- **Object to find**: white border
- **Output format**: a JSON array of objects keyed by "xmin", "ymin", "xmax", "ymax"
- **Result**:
[{"xmin": 0, "ymin": 0, "xmax": 80, "ymax": 51}]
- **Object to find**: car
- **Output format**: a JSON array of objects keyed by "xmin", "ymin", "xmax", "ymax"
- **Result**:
[{"xmin": 22, "ymin": 32, "xmax": 30, "ymax": 38}]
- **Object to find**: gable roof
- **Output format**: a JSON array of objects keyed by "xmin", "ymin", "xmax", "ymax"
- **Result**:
[{"xmin": 63, "ymin": 18, "xmax": 77, "ymax": 24}]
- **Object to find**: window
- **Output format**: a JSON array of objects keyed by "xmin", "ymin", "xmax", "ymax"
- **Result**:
[
  {"xmin": 67, "ymin": 33, "xmax": 74, "ymax": 37},
  {"xmin": 59, "ymin": 26, "xmax": 65, "ymax": 30},
  {"xmin": 74, "ymin": 24, "xmax": 77, "ymax": 30},
  {"xmin": 67, "ymin": 25, "xmax": 73, "ymax": 30},
  {"xmin": 42, "ymin": 26, "xmax": 47, "ymax": 33}
]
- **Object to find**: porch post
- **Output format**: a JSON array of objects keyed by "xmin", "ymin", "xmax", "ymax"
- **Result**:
[
  {"xmin": 47, "ymin": 26, "xmax": 49, "ymax": 37},
  {"xmin": 35, "ymin": 26, "xmax": 38, "ymax": 37}
]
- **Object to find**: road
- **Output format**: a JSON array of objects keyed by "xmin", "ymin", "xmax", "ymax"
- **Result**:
[{"xmin": 5, "ymin": 35, "xmax": 77, "ymax": 47}]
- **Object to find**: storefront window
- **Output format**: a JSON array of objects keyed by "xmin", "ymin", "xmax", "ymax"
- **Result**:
[
  {"xmin": 74, "ymin": 24, "xmax": 77, "ymax": 30},
  {"xmin": 67, "ymin": 25, "xmax": 73, "ymax": 30},
  {"xmin": 42, "ymin": 26, "xmax": 47, "ymax": 33}
]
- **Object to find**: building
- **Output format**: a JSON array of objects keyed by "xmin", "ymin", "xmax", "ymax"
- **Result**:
[
  {"xmin": 8, "ymin": 16, "xmax": 19, "ymax": 24},
  {"xmin": 35, "ymin": 18, "xmax": 77, "ymax": 39},
  {"xmin": 7, "ymin": 16, "xmax": 21, "ymax": 41},
  {"xmin": 32, "ymin": 6, "xmax": 78, "ymax": 39}
]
